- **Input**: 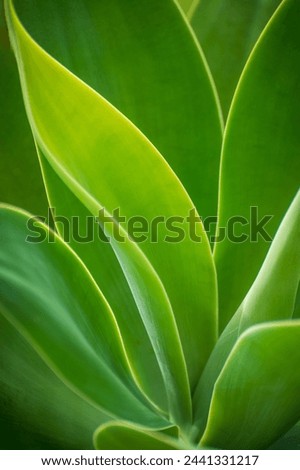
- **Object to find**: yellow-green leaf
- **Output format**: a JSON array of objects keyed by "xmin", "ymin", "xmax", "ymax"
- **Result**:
[
  {"xmin": 94, "ymin": 422, "xmax": 181, "ymax": 450},
  {"xmin": 6, "ymin": 0, "xmax": 219, "ymax": 427}
]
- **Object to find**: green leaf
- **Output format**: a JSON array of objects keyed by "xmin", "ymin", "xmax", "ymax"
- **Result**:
[
  {"xmin": 176, "ymin": 0, "xmax": 200, "ymax": 19},
  {"xmin": 293, "ymin": 284, "xmax": 300, "ymax": 319},
  {"xmin": 193, "ymin": 191, "xmax": 300, "ymax": 438},
  {"xmin": 238, "ymin": 190, "xmax": 300, "ymax": 332},
  {"xmin": 12, "ymin": 0, "xmax": 222, "ymax": 223},
  {"xmin": 201, "ymin": 321, "xmax": 300, "ymax": 449},
  {"xmin": 94, "ymin": 422, "xmax": 181, "ymax": 450},
  {"xmin": 0, "ymin": 3, "xmax": 47, "ymax": 215},
  {"xmin": 191, "ymin": 0, "xmax": 281, "ymax": 116},
  {"xmin": 0, "ymin": 205, "xmax": 166, "ymax": 427},
  {"xmin": 0, "ymin": 314, "xmax": 108, "ymax": 450},
  {"xmin": 270, "ymin": 421, "xmax": 300, "ymax": 450},
  {"xmin": 214, "ymin": 0, "xmax": 300, "ymax": 330},
  {"xmin": 39, "ymin": 152, "xmax": 168, "ymax": 413},
  {"xmin": 6, "ymin": 0, "xmax": 218, "ymax": 426},
  {"xmin": 191, "ymin": 311, "xmax": 241, "ymax": 441}
]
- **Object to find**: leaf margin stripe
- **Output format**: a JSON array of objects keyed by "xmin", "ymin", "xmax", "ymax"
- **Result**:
[
  {"xmin": 5, "ymin": 0, "xmax": 221, "ymax": 428},
  {"xmin": 0, "ymin": 204, "xmax": 168, "ymax": 428},
  {"xmin": 213, "ymin": 0, "xmax": 300, "ymax": 330},
  {"xmin": 93, "ymin": 421, "xmax": 184, "ymax": 450},
  {"xmin": 200, "ymin": 320, "xmax": 300, "ymax": 449}
]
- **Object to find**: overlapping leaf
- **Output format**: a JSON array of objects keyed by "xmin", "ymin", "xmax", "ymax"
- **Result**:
[
  {"xmin": 238, "ymin": 190, "xmax": 300, "ymax": 332},
  {"xmin": 193, "ymin": 191, "xmax": 300, "ymax": 438},
  {"xmin": 200, "ymin": 321, "xmax": 300, "ymax": 449},
  {"xmin": 12, "ymin": 0, "xmax": 222, "ymax": 221},
  {"xmin": 94, "ymin": 422, "xmax": 181, "ymax": 450},
  {"xmin": 191, "ymin": 0, "xmax": 281, "ymax": 116},
  {"xmin": 2, "ymin": 0, "xmax": 299, "ymax": 451},
  {"xmin": 214, "ymin": 0, "xmax": 300, "ymax": 330},
  {"xmin": 0, "ymin": 314, "xmax": 108, "ymax": 449},
  {"xmin": 177, "ymin": 0, "xmax": 200, "ymax": 19},
  {"xmin": 0, "ymin": 206, "xmax": 166, "ymax": 427},
  {"xmin": 6, "ymin": 0, "xmax": 219, "ymax": 428},
  {"xmin": 39, "ymin": 152, "xmax": 168, "ymax": 413}
]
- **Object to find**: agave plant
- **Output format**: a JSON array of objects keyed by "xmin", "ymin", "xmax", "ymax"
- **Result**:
[{"xmin": 0, "ymin": 0, "xmax": 299, "ymax": 450}]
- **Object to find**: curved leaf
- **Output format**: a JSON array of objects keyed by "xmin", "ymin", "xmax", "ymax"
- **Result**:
[
  {"xmin": 214, "ymin": 0, "xmax": 300, "ymax": 330},
  {"xmin": 193, "ymin": 191, "xmax": 300, "ymax": 438},
  {"xmin": 239, "ymin": 190, "xmax": 300, "ymax": 332},
  {"xmin": 201, "ymin": 321, "xmax": 300, "ymax": 449},
  {"xmin": 94, "ymin": 422, "xmax": 181, "ymax": 450},
  {"xmin": 191, "ymin": 312, "xmax": 241, "ymax": 441},
  {"xmin": 0, "ymin": 205, "xmax": 166, "ymax": 427},
  {"xmin": 0, "ymin": 314, "xmax": 107, "ymax": 450},
  {"xmin": 6, "ymin": 0, "xmax": 219, "ymax": 426},
  {"xmin": 39, "ymin": 152, "xmax": 168, "ymax": 413},
  {"xmin": 191, "ymin": 0, "xmax": 281, "ymax": 116},
  {"xmin": 13, "ymin": 0, "xmax": 222, "ymax": 222}
]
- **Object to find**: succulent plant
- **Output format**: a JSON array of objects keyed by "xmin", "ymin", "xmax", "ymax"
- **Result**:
[{"xmin": 0, "ymin": 0, "xmax": 299, "ymax": 450}]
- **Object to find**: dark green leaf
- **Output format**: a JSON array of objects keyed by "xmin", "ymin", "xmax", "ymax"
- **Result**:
[
  {"xmin": 191, "ymin": 0, "xmax": 281, "ymax": 116},
  {"xmin": 0, "ymin": 3, "xmax": 47, "ymax": 215},
  {"xmin": 270, "ymin": 421, "xmax": 300, "ymax": 450},
  {"xmin": 0, "ymin": 206, "xmax": 166, "ymax": 427},
  {"xmin": 0, "ymin": 314, "xmax": 107, "ymax": 449}
]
